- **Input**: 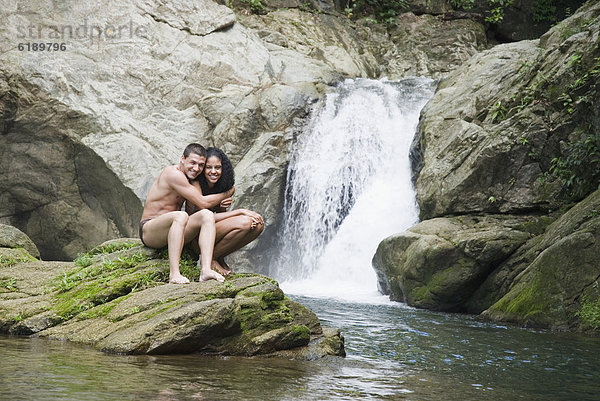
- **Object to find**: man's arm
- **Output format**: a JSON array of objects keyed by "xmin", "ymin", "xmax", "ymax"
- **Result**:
[{"xmin": 168, "ymin": 169, "xmax": 234, "ymax": 210}]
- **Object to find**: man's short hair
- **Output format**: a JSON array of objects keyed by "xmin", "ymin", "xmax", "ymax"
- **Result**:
[{"xmin": 183, "ymin": 143, "xmax": 206, "ymax": 158}]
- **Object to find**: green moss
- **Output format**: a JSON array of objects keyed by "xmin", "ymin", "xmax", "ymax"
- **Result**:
[
  {"xmin": 287, "ymin": 324, "xmax": 310, "ymax": 342},
  {"xmin": 56, "ymin": 252, "xmax": 154, "ymax": 293},
  {"xmin": 410, "ymin": 286, "xmax": 435, "ymax": 306},
  {"xmin": 51, "ymin": 251, "xmax": 171, "ymax": 320},
  {"xmin": 490, "ymin": 275, "xmax": 556, "ymax": 325},
  {"xmin": 517, "ymin": 216, "xmax": 555, "ymax": 235},
  {"xmin": 0, "ymin": 249, "xmax": 37, "ymax": 267},
  {"xmin": 142, "ymin": 300, "xmax": 186, "ymax": 322},
  {"xmin": 577, "ymin": 296, "xmax": 600, "ymax": 329},
  {"xmin": 259, "ymin": 307, "xmax": 293, "ymax": 329},
  {"xmin": 238, "ymin": 296, "xmax": 293, "ymax": 335},
  {"xmin": 79, "ymin": 300, "xmax": 120, "ymax": 320},
  {"xmin": 0, "ymin": 277, "xmax": 17, "ymax": 292}
]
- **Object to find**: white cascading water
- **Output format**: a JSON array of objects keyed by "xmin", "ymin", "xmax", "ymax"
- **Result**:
[{"xmin": 274, "ymin": 78, "xmax": 436, "ymax": 303}]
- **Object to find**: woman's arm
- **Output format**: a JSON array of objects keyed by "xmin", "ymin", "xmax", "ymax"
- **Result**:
[{"xmin": 170, "ymin": 172, "xmax": 234, "ymax": 210}]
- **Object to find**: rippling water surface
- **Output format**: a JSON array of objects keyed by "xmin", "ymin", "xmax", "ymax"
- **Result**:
[{"xmin": 2, "ymin": 295, "xmax": 599, "ymax": 401}]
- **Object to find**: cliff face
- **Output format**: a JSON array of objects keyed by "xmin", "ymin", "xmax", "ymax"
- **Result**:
[
  {"xmin": 0, "ymin": 0, "xmax": 487, "ymax": 262},
  {"xmin": 374, "ymin": 0, "xmax": 600, "ymax": 332}
]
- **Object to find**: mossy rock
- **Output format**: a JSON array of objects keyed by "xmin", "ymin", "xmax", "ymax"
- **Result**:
[
  {"xmin": 0, "ymin": 224, "xmax": 40, "ymax": 259},
  {"xmin": 0, "ymin": 239, "xmax": 345, "ymax": 358},
  {"xmin": 373, "ymin": 215, "xmax": 533, "ymax": 311},
  {"xmin": 482, "ymin": 189, "xmax": 600, "ymax": 331}
]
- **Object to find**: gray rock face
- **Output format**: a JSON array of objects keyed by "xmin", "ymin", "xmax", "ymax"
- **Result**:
[
  {"xmin": 476, "ymin": 189, "xmax": 600, "ymax": 330},
  {"xmin": 413, "ymin": 0, "xmax": 600, "ymax": 219},
  {"xmin": 0, "ymin": 0, "xmax": 488, "ymax": 263}
]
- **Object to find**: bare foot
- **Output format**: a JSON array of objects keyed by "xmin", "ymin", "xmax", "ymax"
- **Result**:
[
  {"xmin": 200, "ymin": 268, "xmax": 225, "ymax": 283},
  {"xmin": 169, "ymin": 274, "xmax": 190, "ymax": 284},
  {"xmin": 212, "ymin": 259, "xmax": 232, "ymax": 276},
  {"xmin": 218, "ymin": 257, "xmax": 232, "ymax": 274}
]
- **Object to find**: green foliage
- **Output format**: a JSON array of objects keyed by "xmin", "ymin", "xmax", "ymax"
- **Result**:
[
  {"xmin": 558, "ymin": 16, "xmax": 594, "ymax": 40},
  {"xmin": 577, "ymin": 284, "xmax": 600, "ymax": 330},
  {"xmin": 178, "ymin": 251, "xmax": 201, "ymax": 281},
  {"xmin": 489, "ymin": 100, "xmax": 507, "ymax": 123},
  {"xmin": 348, "ymin": 0, "xmax": 409, "ymax": 25},
  {"xmin": 74, "ymin": 253, "xmax": 94, "ymax": 269},
  {"xmin": 0, "ymin": 277, "xmax": 17, "ymax": 292},
  {"xmin": 548, "ymin": 53, "xmax": 600, "ymax": 198},
  {"xmin": 550, "ymin": 128, "xmax": 600, "ymax": 198},
  {"xmin": 577, "ymin": 300, "xmax": 600, "ymax": 329},
  {"xmin": 58, "ymin": 252, "xmax": 150, "ymax": 293},
  {"xmin": 51, "ymin": 250, "xmax": 166, "ymax": 320},
  {"xmin": 531, "ymin": 0, "xmax": 557, "ymax": 23},
  {"xmin": 74, "ymin": 240, "xmax": 139, "ymax": 268},
  {"xmin": 241, "ymin": 0, "xmax": 265, "ymax": 14},
  {"xmin": 450, "ymin": 0, "xmax": 475, "ymax": 10},
  {"xmin": 0, "ymin": 250, "xmax": 36, "ymax": 267},
  {"xmin": 485, "ymin": 0, "xmax": 514, "ymax": 24}
]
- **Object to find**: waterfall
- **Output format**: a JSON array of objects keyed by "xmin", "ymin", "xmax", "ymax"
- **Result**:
[{"xmin": 273, "ymin": 78, "xmax": 436, "ymax": 303}]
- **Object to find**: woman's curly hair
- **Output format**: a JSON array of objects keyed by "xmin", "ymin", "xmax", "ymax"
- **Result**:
[{"xmin": 198, "ymin": 147, "xmax": 235, "ymax": 195}]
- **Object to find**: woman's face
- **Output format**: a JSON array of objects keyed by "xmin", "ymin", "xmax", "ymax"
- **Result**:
[{"xmin": 204, "ymin": 155, "xmax": 222, "ymax": 187}]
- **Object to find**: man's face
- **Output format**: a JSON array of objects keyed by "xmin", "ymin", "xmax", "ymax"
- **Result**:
[{"xmin": 180, "ymin": 153, "xmax": 206, "ymax": 180}]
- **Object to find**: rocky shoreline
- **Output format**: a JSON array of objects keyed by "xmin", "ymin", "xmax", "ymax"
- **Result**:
[{"xmin": 0, "ymin": 229, "xmax": 344, "ymax": 357}]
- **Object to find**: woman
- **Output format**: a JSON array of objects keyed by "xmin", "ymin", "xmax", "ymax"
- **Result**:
[{"xmin": 187, "ymin": 147, "xmax": 264, "ymax": 275}]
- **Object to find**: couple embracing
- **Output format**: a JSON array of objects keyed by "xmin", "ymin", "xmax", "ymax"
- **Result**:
[{"xmin": 139, "ymin": 143, "xmax": 264, "ymax": 284}]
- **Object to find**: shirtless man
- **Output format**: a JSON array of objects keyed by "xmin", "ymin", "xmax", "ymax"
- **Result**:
[{"xmin": 139, "ymin": 143, "xmax": 234, "ymax": 284}]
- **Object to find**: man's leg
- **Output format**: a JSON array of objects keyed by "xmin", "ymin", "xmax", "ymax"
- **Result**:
[
  {"xmin": 184, "ymin": 209, "xmax": 224, "ymax": 282},
  {"xmin": 212, "ymin": 215, "xmax": 264, "ymax": 274},
  {"xmin": 141, "ymin": 211, "xmax": 190, "ymax": 284}
]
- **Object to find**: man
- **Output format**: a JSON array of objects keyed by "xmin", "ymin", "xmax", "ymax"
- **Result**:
[{"xmin": 139, "ymin": 143, "xmax": 234, "ymax": 284}]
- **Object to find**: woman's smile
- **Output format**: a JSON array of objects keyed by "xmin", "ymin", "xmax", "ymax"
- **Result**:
[{"xmin": 204, "ymin": 155, "xmax": 222, "ymax": 187}]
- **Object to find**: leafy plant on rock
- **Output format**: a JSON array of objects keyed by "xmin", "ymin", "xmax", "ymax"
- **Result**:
[
  {"xmin": 485, "ymin": 0, "xmax": 514, "ymax": 23},
  {"xmin": 550, "ymin": 127, "xmax": 600, "ymax": 198},
  {"xmin": 346, "ymin": 0, "xmax": 409, "ymax": 25}
]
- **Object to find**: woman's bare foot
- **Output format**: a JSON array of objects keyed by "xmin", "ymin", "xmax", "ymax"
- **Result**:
[
  {"xmin": 212, "ymin": 259, "xmax": 232, "ymax": 276},
  {"xmin": 169, "ymin": 274, "xmax": 190, "ymax": 284},
  {"xmin": 200, "ymin": 268, "xmax": 225, "ymax": 283},
  {"xmin": 218, "ymin": 258, "xmax": 232, "ymax": 274}
]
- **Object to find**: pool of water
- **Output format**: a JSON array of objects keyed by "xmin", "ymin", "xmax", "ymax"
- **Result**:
[{"xmin": 1, "ymin": 296, "xmax": 599, "ymax": 400}]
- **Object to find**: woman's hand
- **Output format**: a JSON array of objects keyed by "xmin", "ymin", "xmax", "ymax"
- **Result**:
[
  {"xmin": 239, "ymin": 209, "xmax": 264, "ymax": 228},
  {"xmin": 220, "ymin": 197, "xmax": 233, "ymax": 210}
]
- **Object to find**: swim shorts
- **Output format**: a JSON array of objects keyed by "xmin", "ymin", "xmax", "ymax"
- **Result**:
[{"xmin": 139, "ymin": 218, "xmax": 152, "ymax": 247}]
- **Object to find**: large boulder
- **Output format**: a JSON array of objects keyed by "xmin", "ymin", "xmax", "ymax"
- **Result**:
[
  {"xmin": 0, "ymin": 237, "xmax": 344, "ymax": 357},
  {"xmin": 0, "ymin": 224, "xmax": 40, "ymax": 259},
  {"xmin": 0, "ymin": 0, "xmax": 488, "ymax": 264},
  {"xmin": 372, "ymin": 215, "xmax": 533, "ymax": 311},
  {"xmin": 373, "ymin": 189, "xmax": 600, "ymax": 332},
  {"xmin": 412, "ymin": 0, "xmax": 600, "ymax": 220},
  {"xmin": 478, "ymin": 189, "xmax": 600, "ymax": 331}
]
